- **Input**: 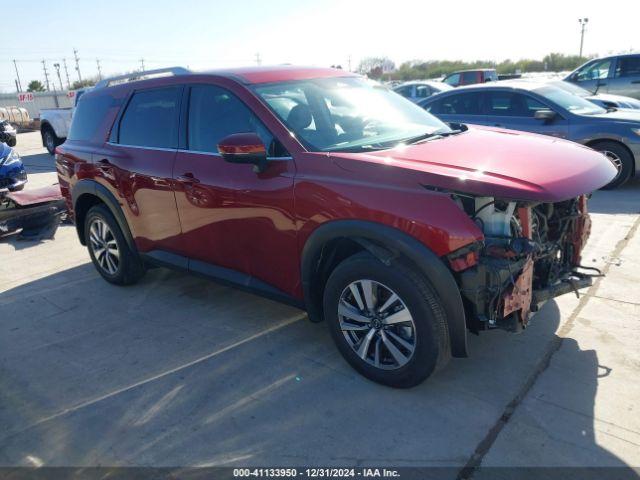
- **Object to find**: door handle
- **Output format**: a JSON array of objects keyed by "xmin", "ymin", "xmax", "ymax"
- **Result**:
[
  {"xmin": 176, "ymin": 173, "xmax": 200, "ymax": 184},
  {"xmin": 96, "ymin": 159, "xmax": 112, "ymax": 170}
]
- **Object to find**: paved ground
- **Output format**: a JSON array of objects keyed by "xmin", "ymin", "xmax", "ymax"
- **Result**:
[{"xmin": 1, "ymin": 132, "xmax": 639, "ymax": 476}]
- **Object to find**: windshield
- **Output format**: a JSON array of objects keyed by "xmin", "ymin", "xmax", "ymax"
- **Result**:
[
  {"xmin": 253, "ymin": 77, "xmax": 451, "ymax": 152},
  {"xmin": 550, "ymin": 81, "xmax": 590, "ymax": 98},
  {"xmin": 534, "ymin": 86, "xmax": 606, "ymax": 115}
]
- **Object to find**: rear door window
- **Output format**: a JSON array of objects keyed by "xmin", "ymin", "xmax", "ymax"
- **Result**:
[
  {"xmin": 615, "ymin": 56, "xmax": 640, "ymax": 78},
  {"xmin": 118, "ymin": 86, "xmax": 181, "ymax": 149}
]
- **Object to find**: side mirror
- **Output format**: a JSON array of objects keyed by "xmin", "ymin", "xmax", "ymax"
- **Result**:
[
  {"xmin": 218, "ymin": 132, "xmax": 268, "ymax": 173},
  {"xmin": 534, "ymin": 109, "xmax": 556, "ymax": 122}
]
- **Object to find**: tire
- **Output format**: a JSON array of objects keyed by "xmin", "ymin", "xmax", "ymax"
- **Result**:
[
  {"xmin": 42, "ymin": 127, "xmax": 58, "ymax": 155},
  {"xmin": 593, "ymin": 141, "xmax": 634, "ymax": 189},
  {"xmin": 84, "ymin": 204, "xmax": 146, "ymax": 285},
  {"xmin": 323, "ymin": 252, "xmax": 450, "ymax": 388},
  {"xmin": 7, "ymin": 137, "xmax": 16, "ymax": 147}
]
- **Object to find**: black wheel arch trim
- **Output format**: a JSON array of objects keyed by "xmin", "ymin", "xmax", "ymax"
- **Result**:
[
  {"xmin": 71, "ymin": 179, "xmax": 137, "ymax": 252},
  {"xmin": 301, "ymin": 219, "xmax": 468, "ymax": 358}
]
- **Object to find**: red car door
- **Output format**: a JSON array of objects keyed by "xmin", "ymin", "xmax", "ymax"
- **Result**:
[{"xmin": 173, "ymin": 83, "xmax": 298, "ymax": 295}]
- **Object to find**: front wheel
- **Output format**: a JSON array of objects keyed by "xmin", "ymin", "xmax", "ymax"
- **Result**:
[
  {"xmin": 593, "ymin": 141, "xmax": 634, "ymax": 189},
  {"xmin": 323, "ymin": 252, "xmax": 450, "ymax": 388}
]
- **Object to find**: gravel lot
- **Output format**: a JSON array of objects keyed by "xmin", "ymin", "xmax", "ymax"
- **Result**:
[{"xmin": 1, "ymin": 132, "xmax": 639, "ymax": 475}]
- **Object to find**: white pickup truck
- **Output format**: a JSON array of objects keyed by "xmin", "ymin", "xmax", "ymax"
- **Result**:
[{"xmin": 40, "ymin": 88, "xmax": 90, "ymax": 155}]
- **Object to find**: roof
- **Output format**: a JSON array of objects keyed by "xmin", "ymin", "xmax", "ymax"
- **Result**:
[
  {"xmin": 451, "ymin": 80, "xmax": 549, "ymax": 92},
  {"xmin": 94, "ymin": 65, "xmax": 356, "ymax": 90}
]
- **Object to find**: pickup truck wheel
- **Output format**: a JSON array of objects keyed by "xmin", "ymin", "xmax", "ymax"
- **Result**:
[
  {"xmin": 323, "ymin": 252, "xmax": 449, "ymax": 388},
  {"xmin": 84, "ymin": 205, "xmax": 145, "ymax": 285},
  {"xmin": 593, "ymin": 141, "xmax": 633, "ymax": 189},
  {"xmin": 42, "ymin": 127, "xmax": 58, "ymax": 155},
  {"xmin": 7, "ymin": 137, "xmax": 16, "ymax": 147}
]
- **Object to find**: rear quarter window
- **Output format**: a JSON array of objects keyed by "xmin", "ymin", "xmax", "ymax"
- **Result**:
[{"xmin": 67, "ymin": 94, "xmax": 115, "ymax": 141}]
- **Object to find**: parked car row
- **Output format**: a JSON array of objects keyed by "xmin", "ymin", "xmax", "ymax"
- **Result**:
[
  {"xmin": 55, "ymin": 65, "xmax": 615, "ymax": 387},
  {"xmin": 418, "ymin": 80, "xmax": 640, "ymax": 188}
]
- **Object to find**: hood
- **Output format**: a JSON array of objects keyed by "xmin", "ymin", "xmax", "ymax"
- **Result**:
[
  {"xmin": 588, "ymin": 109, "xmax": 640, "ymax": 124},
  {"xmin": 588, "ymin": 93, "xmax": 640, "ymax": 110},
  {"xmin": 332, "ymin": 126, "xmax": 616, "ymax": 202}
]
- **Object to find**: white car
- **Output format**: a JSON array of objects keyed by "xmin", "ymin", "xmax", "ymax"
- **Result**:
[
  {"xmin": 393, "ymin": 80, "xmax": 453, "ymax": 103},
  {"xmin": 40, "ymin": 88, "xmax": 90, "ymax": 155}
]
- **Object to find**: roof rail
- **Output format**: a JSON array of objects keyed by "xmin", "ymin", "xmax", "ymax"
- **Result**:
[{"xmin": 94, "ymin": 66, "xmax": 190, "ymax": 89}]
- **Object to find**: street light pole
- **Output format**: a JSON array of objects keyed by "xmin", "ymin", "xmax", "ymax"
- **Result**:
[
  {"xmin": 53, "ymin": 63, "xmax": 64, "ymax": 91},
  {"xmin": 578, "ymin": 17, "xmax": 589, "ymax": 57}
]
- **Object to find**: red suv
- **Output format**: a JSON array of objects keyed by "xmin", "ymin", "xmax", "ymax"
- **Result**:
[{"xmin": 56, "ymin": 66, "xmax": 615, "ymax": 387}]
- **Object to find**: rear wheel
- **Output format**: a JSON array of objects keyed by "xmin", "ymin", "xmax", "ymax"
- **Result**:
[
  {"xmin": 593, "ymin": 141, "xmax": 633, "ymax": 189},
  {"xmin": 84, "ymin": 204, "xmax": 145, "ymax": 285},
  {"xmin": 323, "ymin": 252, "xmax": 450, "ymax": 388}
]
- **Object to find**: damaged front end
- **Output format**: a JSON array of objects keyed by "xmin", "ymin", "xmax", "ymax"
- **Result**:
[{"xmin": 446, "ymin": 194, "xmax": 598, "ymax": 333}]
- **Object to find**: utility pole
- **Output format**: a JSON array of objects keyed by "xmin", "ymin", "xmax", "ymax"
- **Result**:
[
  {"xmin": 578, "ymin": 18, "xmax": 589, "ymax": 57},
  {"xmin": 255, "ymin": 52, "xmax": 262, "ymax": 66},
  {"xmin": 53, "ymin": 63, "xmax": 64, "ymax": 91},
  {"xmin": 140, "ymin": 58, "xmax": 145, "ymax": 71},
  {"xmin": 12, "ymin": 60, "xmax": 22, "ymax": 92},
  {"xmin": 348, "ymin": 54, "xmax": 352, "ymax": 72},
  {"xmin": 62, "ymin": 59, "xmax": 71, "ymax": 89},
  {"xmin": 73, "ymin": 48, "xmax": 82, "ymax": 82},
  {"xmin": 42, "ymin": 59, "xmax": 51, "ymax": 91},
  {"xmin": 96, "ymin": 59, "xmax": 103, "ymax": 80}
]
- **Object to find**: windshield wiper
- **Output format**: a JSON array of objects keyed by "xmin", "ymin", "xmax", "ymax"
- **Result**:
[{"xmin": 401, "ymin": 128, "xmax": 462, "ymax": 145}]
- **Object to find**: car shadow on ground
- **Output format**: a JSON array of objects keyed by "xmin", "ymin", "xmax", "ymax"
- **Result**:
[
  {"xmin": 589, "ymin": 178, "xmax": 640, "ymax": 215},
  {"xmin": 0, "ymin": 264, "xmax": 637, "ymax": 477}
]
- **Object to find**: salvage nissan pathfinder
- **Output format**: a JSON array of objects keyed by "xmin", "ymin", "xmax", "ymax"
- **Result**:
[{"xmin": 55, "ymin": 66, "xmax": 616, "ymax": 387}]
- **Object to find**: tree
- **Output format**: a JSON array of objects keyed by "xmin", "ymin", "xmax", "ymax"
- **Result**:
[
  {"xmin": 27, "ymin": 80, "xmax": 45, "ymax": 92},
  {"xmin": 357, "ymin": 57, "xmax": 395, "ymax": 79},
  {"xmin": 71, "ymin": 79, "xmax": 97, "ymax": 90}
]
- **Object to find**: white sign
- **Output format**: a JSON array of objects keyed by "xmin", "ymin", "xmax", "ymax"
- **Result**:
[{"xmin": 18, "ymin": 92, "xmax": 34, "ymax": 103}]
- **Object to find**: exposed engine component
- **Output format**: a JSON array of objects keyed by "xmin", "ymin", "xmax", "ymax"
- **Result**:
[{"xmin": 451, "ymin": 194, "xmax": 597, "ymax": 333}]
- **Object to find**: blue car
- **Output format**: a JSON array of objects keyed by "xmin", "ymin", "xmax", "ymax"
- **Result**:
[
  {"xmin": 419, "ymin": 81, "xmax": 640, "ymax": 188},
  {"xmin": 0, "ymin": 142, "xmax": 27, "ymax": 191}
]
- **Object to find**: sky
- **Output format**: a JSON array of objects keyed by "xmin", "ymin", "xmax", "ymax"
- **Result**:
[{"xmin": 1, "ymin": 0, "xmax": 638, "ymax": 93}]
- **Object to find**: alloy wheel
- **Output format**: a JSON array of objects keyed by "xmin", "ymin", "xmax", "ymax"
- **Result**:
[
  {"xmin": 89, "ymin": 219, "xmax": 120, "ymax": 275},
  {"xmin": 338, "ymin": 280, "xmax": 416, "ymax": 370},
  {"xmin": 602, "ymin": 150, "xmax": 623, "ymax": 179}
]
